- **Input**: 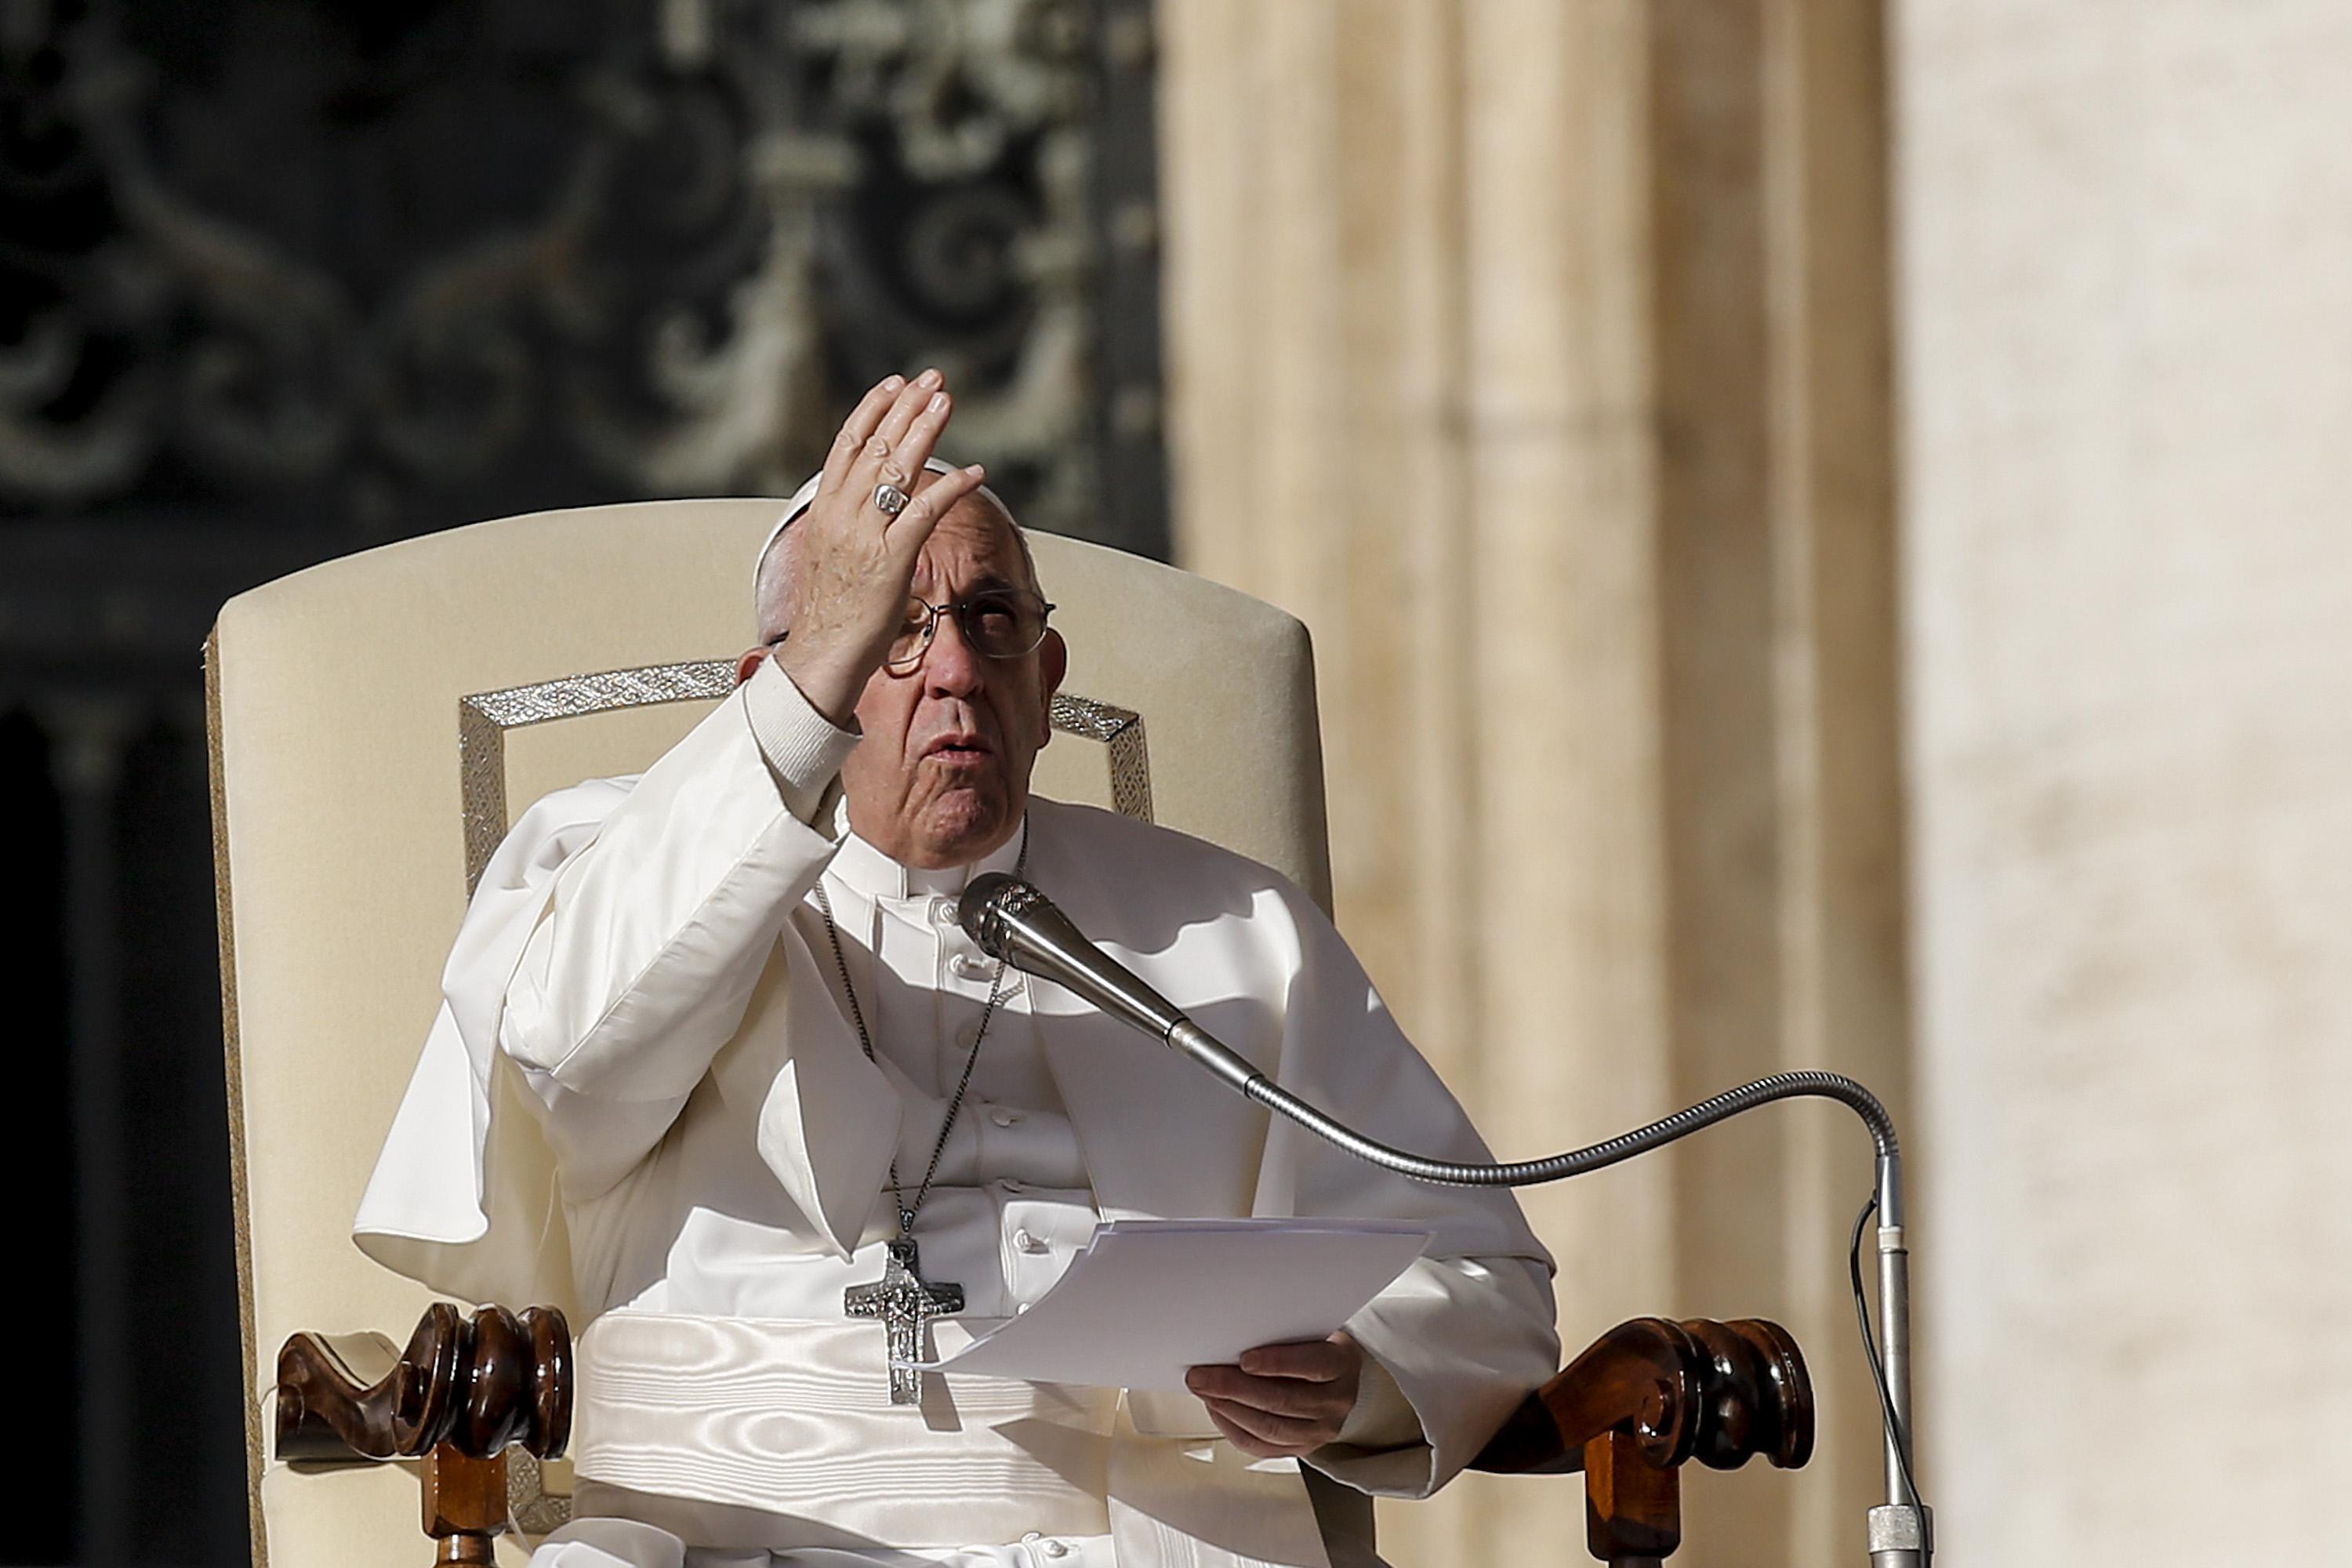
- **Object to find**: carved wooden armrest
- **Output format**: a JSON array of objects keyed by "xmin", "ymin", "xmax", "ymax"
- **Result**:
[
  {"xmin": 277, "ymin": 1304, "xmax": 572, "ymax": 1566},
  {"xmin": 1468, "ymin": 1317, "xmax": 1813, "ymax": 1566}
]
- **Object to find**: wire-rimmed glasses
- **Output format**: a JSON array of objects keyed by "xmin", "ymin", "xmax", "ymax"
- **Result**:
[{"xmin": 767, "ymin": 588, "xmax": 1055, "ymax": 673}]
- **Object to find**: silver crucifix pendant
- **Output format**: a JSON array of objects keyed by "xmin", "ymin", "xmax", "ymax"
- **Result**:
[{"xmin": 843, "ymin": 1236, "xmax": 964, "ymax": 1405}]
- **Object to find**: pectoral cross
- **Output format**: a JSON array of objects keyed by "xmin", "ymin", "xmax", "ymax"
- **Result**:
[{"xmin": 844, "ymin": 1236, "xmax": 964, "ymax": 1405}]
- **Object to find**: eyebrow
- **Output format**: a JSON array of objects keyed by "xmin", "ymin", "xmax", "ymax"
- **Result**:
[{"xmin": 915, "ymin": 569, "xmax": 1025, "ymax": 599}]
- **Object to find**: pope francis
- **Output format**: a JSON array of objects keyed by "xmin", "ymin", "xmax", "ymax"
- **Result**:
[{"xmin": 355, "ymin": 371, "xmax": 1559, "ymax": 1568}]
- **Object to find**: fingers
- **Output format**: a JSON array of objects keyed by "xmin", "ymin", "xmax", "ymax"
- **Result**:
[
  {"xmin": 1237, "ymin": 1339, "xmax": 1356, "ymax": 1381},
  {"xmin": 818, "ymin": 375, "xmax": 907, "ymax": 502},
  {"xmin": 887, "ymin": 463, "xmax": 987, "ymax": 556},
  {"xmin": 857, "ymin": 371, "xmax": 943, "ymax": 490},
  {"xmin": 776, "ymin": 373, "xmax": 976, "ymax": 718},
  {"xmin": 891, "ymin": 383, "xmax": 955, "ymax": 481},
  {"xmin": 822, "ymin": 369, "xmax": 943, "ymax": 512},
  {"xmin": 874, "ymin": 368, "xmax": 941, "ymax": 448},
  {"xmin": 1186, "ymin": 1364, "xmax": 1349, "ymax": 1421},
  {"xmin": 1203, "ymin": 1399, "xmax": 1327, "ymax": 1458},
  {"xmin": 1185, "ymin": 1335, "xmax": 1360, "ymax": 1459}
]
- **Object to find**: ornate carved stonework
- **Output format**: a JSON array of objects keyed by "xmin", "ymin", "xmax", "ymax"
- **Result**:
[
  {"xmin": 0, "ymin": 6, "xmax": 1163, "ymax": 1564},
  {"xmin": 0, "ymin": 0, "xmax": 1163, "ymax": 554}
]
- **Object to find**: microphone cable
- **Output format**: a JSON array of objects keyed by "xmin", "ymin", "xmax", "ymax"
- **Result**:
[
  {"xmin": 1851, "ymin": 1192, "xmax": 1933, "ymax": 1560},
  {"xmin": 1245, "ymin": 1062, "xmax": 1933, "ymax": 1557}
]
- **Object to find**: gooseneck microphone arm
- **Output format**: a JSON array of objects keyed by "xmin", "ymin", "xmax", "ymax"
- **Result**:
[
  {"xmin": 956, "ymin": 873, "xmax": 1900, "ymax": 1192},
  {"xmin": 957, "ymin": 871, "xmax": 1931, "ymax": 1567}
]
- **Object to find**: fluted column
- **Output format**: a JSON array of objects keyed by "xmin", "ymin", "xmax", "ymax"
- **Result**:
[{"xmin": 1159, "ymin": 4, "xmax": 1903, "ymax": 1565}]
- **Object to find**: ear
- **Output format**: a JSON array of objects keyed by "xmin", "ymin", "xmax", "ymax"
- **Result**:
[
  {"xmin": 735, "ymin": 645, "xmax": 771, "ymax": 687},
  {"xmin": 1036, "ymin": 628, "xmax": 1068, "ymax": 746}
]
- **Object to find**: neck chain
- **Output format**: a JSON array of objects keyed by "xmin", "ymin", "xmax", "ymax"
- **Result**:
[{"xmin": 811, "ymin": 819, "xmax": 1029, "ymax": 1241}]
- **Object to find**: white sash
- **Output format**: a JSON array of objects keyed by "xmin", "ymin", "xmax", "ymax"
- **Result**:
[{"xmin": 572, "ymin": 1312, "xmax": 1333, "ymax": 1568}]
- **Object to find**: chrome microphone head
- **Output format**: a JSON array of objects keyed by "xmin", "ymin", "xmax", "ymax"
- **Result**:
[
  {"xmin": 957, "ymin": 871, "xmax": 1036, "ymax": 963},
  {"xmin": 956, "ymin": 872, "xmax": 1189, "ymax": 1040}
]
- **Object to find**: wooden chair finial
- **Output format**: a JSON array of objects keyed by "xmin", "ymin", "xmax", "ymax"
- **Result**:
[
  {"xmin": 1471, "ymin": 1316, "xmax": 1814, "ymax": 1564},
  {"xmin": 277, "ymin": 1303, "xmax": 572, "ymax": 1566}
]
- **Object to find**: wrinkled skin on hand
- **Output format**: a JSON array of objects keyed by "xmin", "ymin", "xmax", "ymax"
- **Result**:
[
  {"xmin": 738, "ymin": 370, "xmax": 1065, "ymax": 870},
  {"xmin": 1185, "ymin": 1332, "xmax": 1366, "ymax": 1458},
  {"xmin": 756, "ymin": 370, "xmax": 989, "ymax": 724}
]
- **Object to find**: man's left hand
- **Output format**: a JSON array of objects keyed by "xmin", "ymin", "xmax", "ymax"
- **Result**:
[{"xmin": 1185, "ymin": 1333, "xmax": 1364, "ymax": 1458}]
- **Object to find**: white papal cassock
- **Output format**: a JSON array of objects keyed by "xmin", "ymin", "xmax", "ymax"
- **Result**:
[{"xmin": 354, "ymin": 656, "xmax": 1559, "ymax": 1568}]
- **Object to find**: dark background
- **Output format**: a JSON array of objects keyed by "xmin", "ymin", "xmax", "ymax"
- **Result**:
[{"xmin": 0, "ymin": 2, "xmax": 1165, "ymax": 1561}]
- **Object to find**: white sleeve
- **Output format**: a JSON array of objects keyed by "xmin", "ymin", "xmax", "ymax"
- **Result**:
[
  {"xmin": 1255, "ymin": 891, "xmax": 1560, "ymax": 1498},
  {"xmin": 498, "ymin": 659, "xmax": 858, "ymax": 1196},
  {"xmin": 1309, "ymin": 1250, "xmax": 1558, "ymax": 1494}
]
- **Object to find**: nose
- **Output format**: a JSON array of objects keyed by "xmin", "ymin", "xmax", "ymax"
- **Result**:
[{"xmin": 920, "ymin": 606, "xmax": 985, "ymax": 698}]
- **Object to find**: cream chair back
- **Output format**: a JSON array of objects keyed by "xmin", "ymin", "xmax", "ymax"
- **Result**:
[{"xmin": 207, "ymin": 498, "xmax": 1330, "ymax": 1568}]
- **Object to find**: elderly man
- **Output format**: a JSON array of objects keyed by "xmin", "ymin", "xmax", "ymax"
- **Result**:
[{"xmin": 358, "ymin": 371, "xmax": 1557, "ymax": 1568}]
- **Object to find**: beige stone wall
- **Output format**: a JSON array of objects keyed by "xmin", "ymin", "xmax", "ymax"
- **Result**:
[
  {"xmin": 1157, "ymin": 4, "xmax": 1905, "ymax": 1564},
  {"xmin": 1894, "ymin": 2, "xmax": 2352, "ymax": 1561}
]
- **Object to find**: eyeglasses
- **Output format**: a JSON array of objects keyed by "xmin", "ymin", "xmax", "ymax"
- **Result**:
[{"xmin": 768, "ymin": 588, "xmax": 1055, "ymax": 673}]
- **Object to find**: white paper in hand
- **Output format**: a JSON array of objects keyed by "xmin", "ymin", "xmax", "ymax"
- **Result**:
[{"xmin": 916, "ymin": 1218, "xmax": 1430, "ymax": 1392}]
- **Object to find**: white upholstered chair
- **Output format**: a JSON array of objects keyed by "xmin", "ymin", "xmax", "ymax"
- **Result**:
[
  {"xmin": 209, "ymin": 498, "xmax": 1810, "ymax": 1568},
  {"xmin": 207, "ymin": 499, "xmax": 1334, "ymax": 1568}
]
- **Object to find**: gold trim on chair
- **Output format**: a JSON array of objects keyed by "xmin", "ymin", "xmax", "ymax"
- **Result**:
[
  {"xmin": 459, "ymin": 661, "xmax": 737, "ymax": 895},
  {"xmin": 1050, "ymin": 693, "xmax": 1152, "ymax": 824},
  {"xmin": 459, "ymin": 665, "xmax": 1156, "ymax": 892}
]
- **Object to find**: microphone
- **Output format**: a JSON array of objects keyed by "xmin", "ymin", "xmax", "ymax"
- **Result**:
[
  {"xmin": 960, "ymin": 870, "xmax": 1899, "ymax": 1185},
  {"xmin": 957, "ymin": 869, "xmax": 1928, "ymax": 1562},
  {"xmin": 956, "ymin": 871, "xmax": 1265, "ymax": 1097}
]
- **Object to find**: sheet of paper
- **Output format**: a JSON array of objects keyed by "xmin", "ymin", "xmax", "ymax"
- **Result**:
[{"xmin": 916, "ymin": 1218, "xmax": 1431, "ymax": 1392}]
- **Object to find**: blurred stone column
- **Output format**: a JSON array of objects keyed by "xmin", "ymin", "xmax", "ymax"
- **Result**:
[
  {"xmin": 1896, "ymin": 3, "xmax": 2352, "ymax": 1561},
  {"xmin": 1158, "ymin": 3, "xmax": 1904, "ymax": 1565}
]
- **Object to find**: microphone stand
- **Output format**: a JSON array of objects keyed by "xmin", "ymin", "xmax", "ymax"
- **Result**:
[{"xmin": 962, "ymin": 873, "xmax": 1931, "ymax": 1566}]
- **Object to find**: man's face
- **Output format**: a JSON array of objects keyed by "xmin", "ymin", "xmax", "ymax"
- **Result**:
[{"xmin": 838, "ymin": 494, "xmax": 1065, "ymax": 868}]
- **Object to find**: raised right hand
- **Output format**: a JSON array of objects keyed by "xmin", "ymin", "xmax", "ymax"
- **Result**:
[{"xmin": 775, "ymin": 369, "xmax": 989, "ymax": 724}]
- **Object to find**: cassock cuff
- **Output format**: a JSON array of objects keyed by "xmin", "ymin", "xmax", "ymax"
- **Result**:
[
  {"xmin": 742, "ymin": 655, "xmax": 860, "ymax": 826},
  {"xmin": 1330, "ymin": 1345, "xmax": 1423, "ymax": 1451}
]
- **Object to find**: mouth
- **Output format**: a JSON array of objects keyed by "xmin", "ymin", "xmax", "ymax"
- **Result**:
[{"xmin": 923, "ymin": 731, "xmax": 996, "ymax": 768}]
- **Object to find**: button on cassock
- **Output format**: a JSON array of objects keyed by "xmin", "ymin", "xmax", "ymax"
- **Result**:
[{"xmin": 949, "ymin": 951, "xmax": 1005, "ymax": 983}]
